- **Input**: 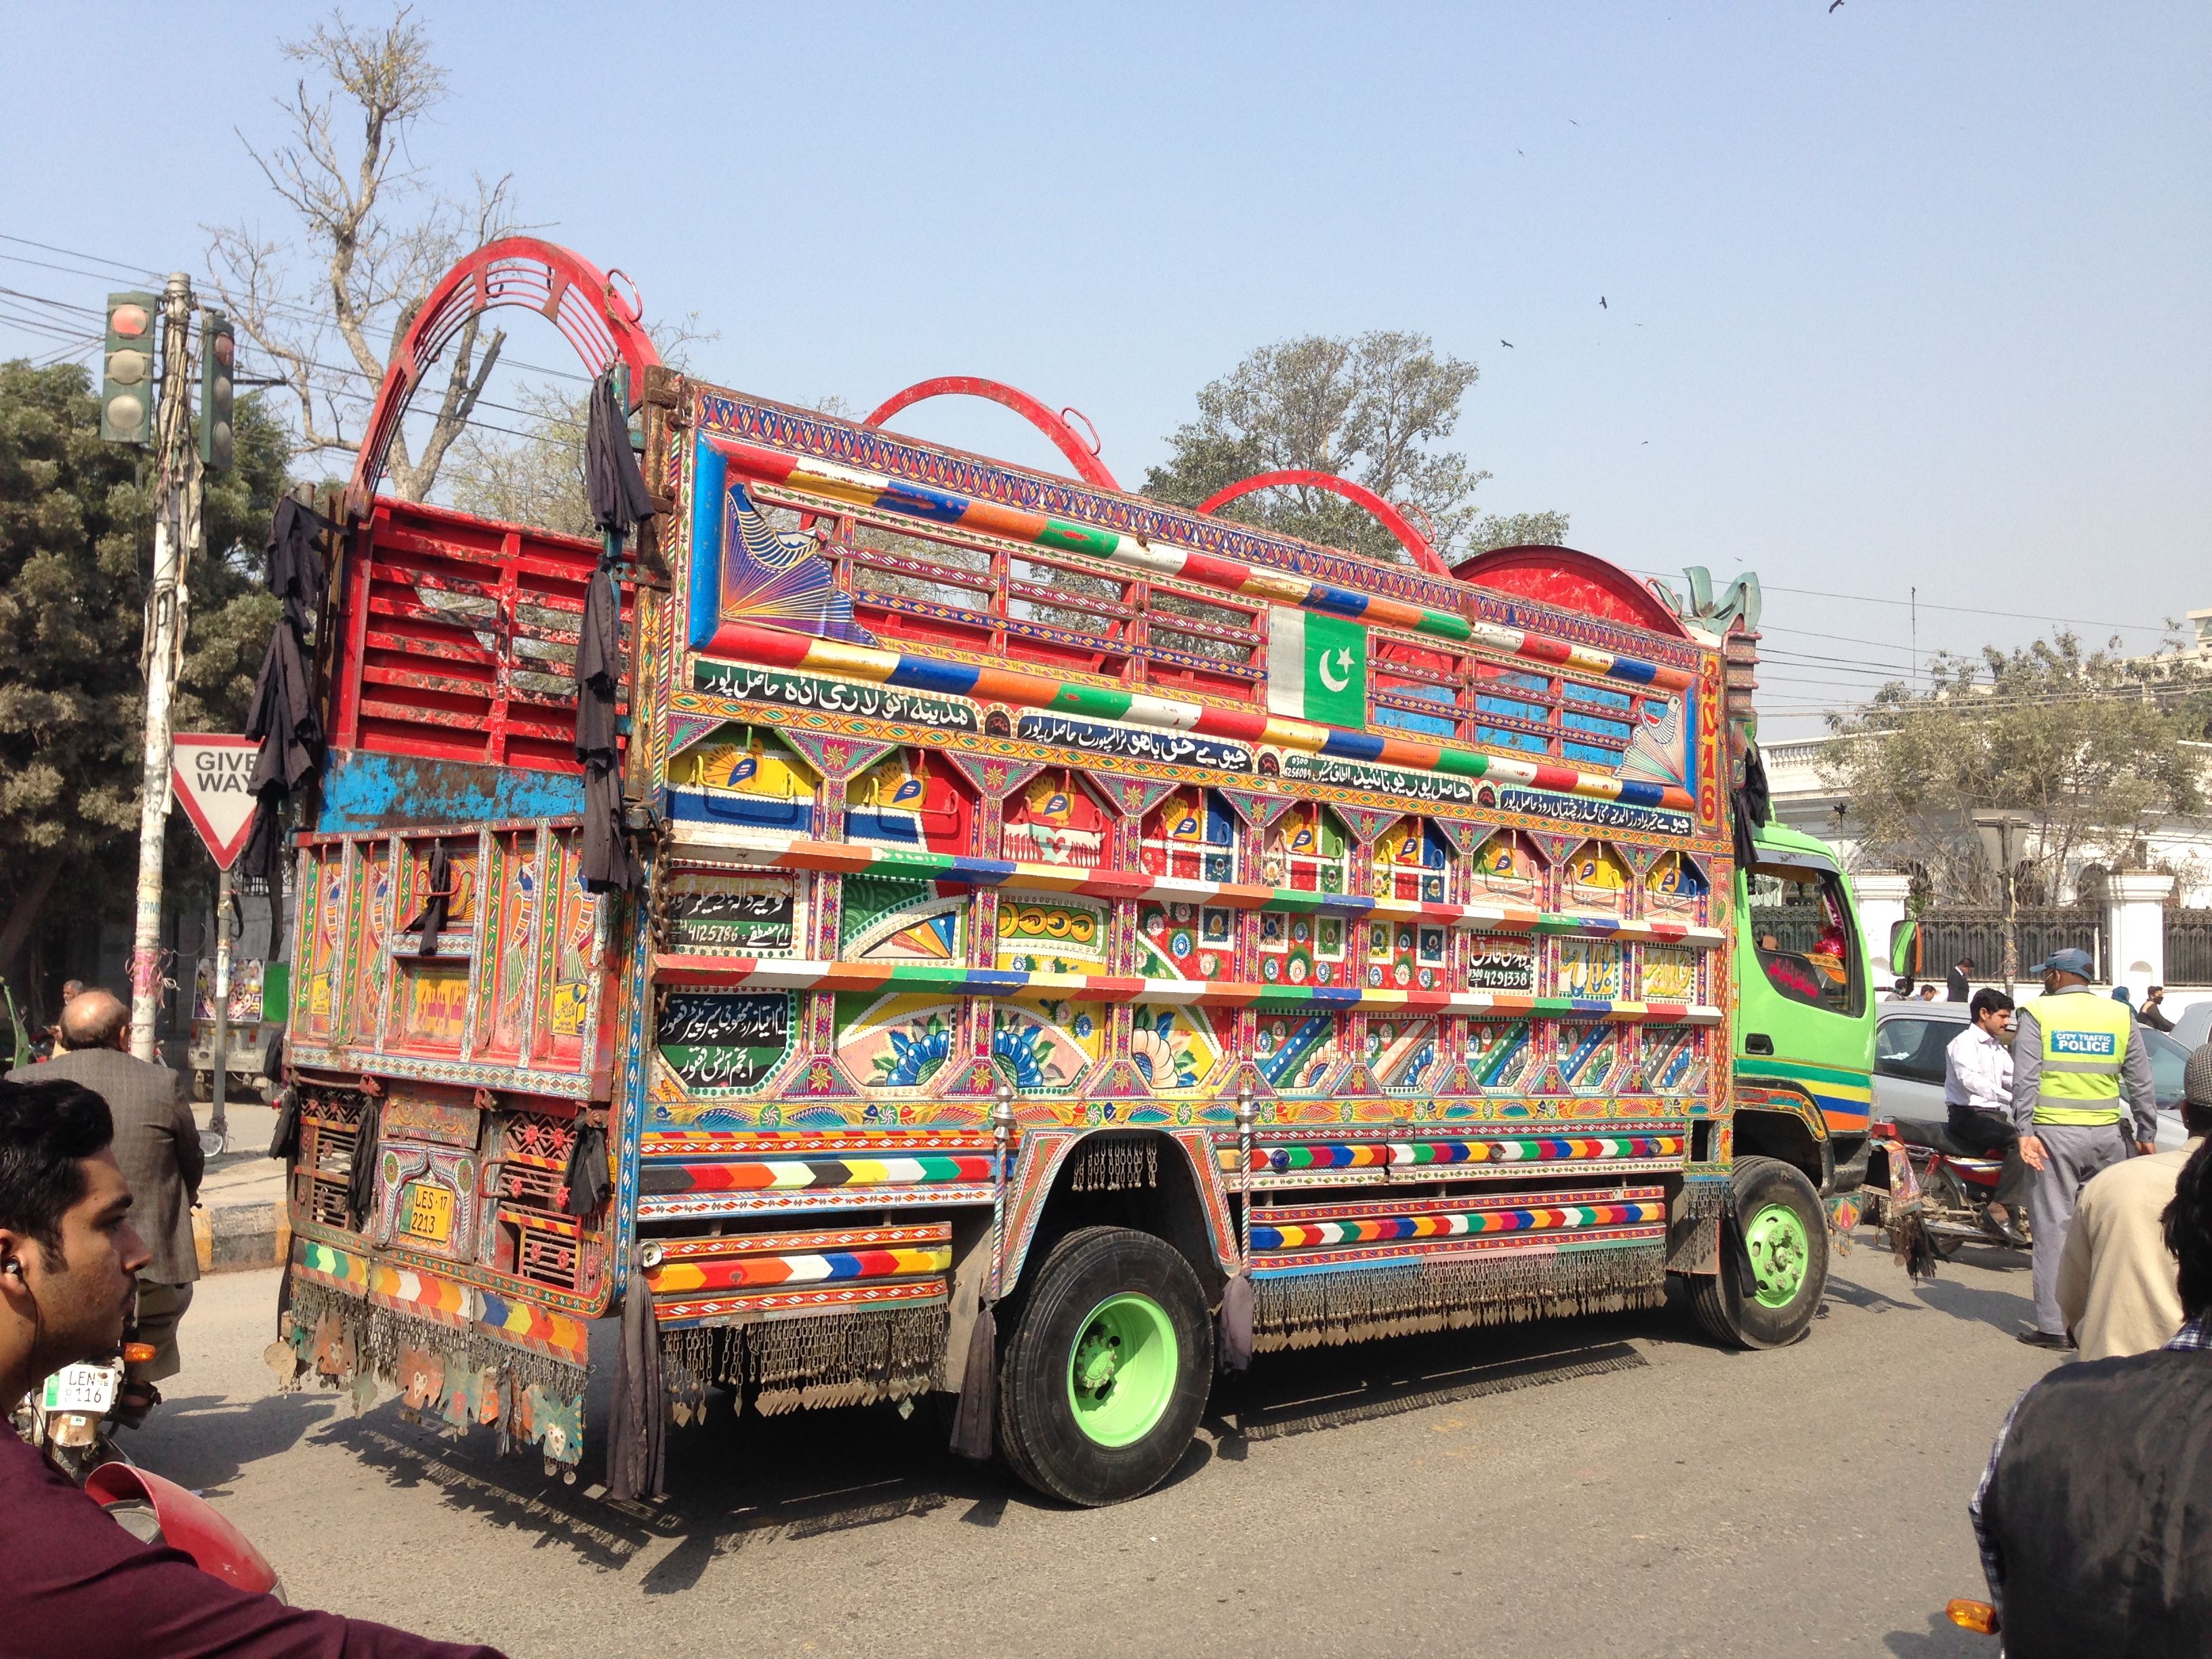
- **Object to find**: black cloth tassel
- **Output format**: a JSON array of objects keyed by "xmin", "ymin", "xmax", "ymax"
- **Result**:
[
  {"xmin": 563, "ymin": 1123, "xmax": 611, "ymax": 1217},
  {"xmin": 585, "ymin": 374, "xmax": 655, "ymax": 540},
  {"xmin": 1218, "ymin": 1273, "xmax": 1255, "ymax": 1373},
  {"xmin": 239, "ymin": 498, "xmax": 335, "ymax": 884},
  {"xmin": 607, "ymin": 1252, "xmax": 667, "ymax": 1502},
  {"xmin": 409, "ymin": 843, "xmax": 453, "ymax": 956},
  {"xmin": 1729, "ymin": 741, "xmax": 1772, "ymax": 876},
  {"xmin": 948, "ymin": 1303, "xmax": 998, "ymax": 1461},
  {"xmin": 346, "ymin": 1097, "xmax": 382, "ymax": 1230},
  {"xmin": 267, "ymin": 1086, "xmax": 301, "ymax": 1163},
  {"xmin": 575, "ymin": 565, "xmax": 638, "ymax": 893}
]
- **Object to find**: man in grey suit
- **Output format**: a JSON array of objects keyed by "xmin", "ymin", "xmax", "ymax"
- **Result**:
[{"xmin": 7, "ymin": 989, "xmax": 201, "ymax": 1412}]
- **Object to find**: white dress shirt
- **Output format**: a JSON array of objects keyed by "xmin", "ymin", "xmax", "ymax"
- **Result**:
[{"xmin": 1945, "ymin": 1023, "xmax": 2013, "ymax": 1114}]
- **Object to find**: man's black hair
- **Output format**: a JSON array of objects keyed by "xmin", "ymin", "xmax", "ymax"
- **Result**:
[
  {"xmin": 2185, "ymin": 1101, "xmax": 2212, "ymax": 1139},
  {"xmin": 1969, "ymin": 987, "xmax": 2015, "ymax": 1021},
  {"xmin": 0, "ymin": 1077, "xmax": 114, "ymax": 1268},
  {"xmin": 2163, "ymin": 1137, "xmax": 2212, "ymax": 1319}
]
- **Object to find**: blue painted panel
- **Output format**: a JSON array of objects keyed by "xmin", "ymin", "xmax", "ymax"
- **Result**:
[{"xmin": 315, "ymin": 749, "xmax": 586, "ymax": 833}]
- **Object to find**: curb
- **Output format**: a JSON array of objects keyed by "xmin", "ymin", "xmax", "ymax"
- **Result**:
[{"xmin": 194, "ymin": 1199, "xmax": 293, "ymax": 1275}]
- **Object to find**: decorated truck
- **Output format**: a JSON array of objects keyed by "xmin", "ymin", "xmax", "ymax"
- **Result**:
[{"xmin": 268, "ymin": 240, "xmax": 1875, "ymax": 1504}]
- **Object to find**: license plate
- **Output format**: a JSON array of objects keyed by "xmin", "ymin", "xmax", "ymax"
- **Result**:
[
  {"xmin": 401, "ymin": 1182, "xmax": 455, "ymax": 1244},
  {"xmin": 41, "ymin": 1363, "xmax": 119, "ymax": 1415}
]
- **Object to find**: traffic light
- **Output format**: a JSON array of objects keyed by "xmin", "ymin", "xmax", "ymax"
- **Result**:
[
  {"xmin": 99, "ymin": 291, "xmax": 159, "ymax": 445},
  {"xmin": 199, "ymin": 310, "xmax": 235, "ymax": 471}
]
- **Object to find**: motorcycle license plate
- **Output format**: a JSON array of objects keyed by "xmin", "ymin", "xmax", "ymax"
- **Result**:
[{"xmin": 41, "ymin": 1364, "xmax": 119, "ymax": 1415}]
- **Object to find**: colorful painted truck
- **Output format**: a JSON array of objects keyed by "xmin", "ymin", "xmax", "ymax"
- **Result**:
[{"xmin": 270, "ymin": 240, "xmax": 1875, "ymax": 1504}]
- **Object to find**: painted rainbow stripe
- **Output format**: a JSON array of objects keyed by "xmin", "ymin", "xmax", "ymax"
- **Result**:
[
  {"xmin": 672, "ymin": 831, "xmax": 1725, "ymax": 947},
  {"xmin": 639, "ymin": 1153, "xmax": 998, "ymax": 1195},
  {"xmin": 1252, "ymin": 1200, "xmax": 1668, "ymax": 1252},
  {"xmin": 695, "ymin": 616, "xmax": 1692, "ymax": 815},
  {"xmin": 1224, "ymin": 1134, "xmax": 1687, "ymax": 1174},
  {"xmin": 701, "ymin": 436, "xmax": 1692, "ymax": 693},
  {"xmin": 651, "ymin": 953, "xmax": 1719, "ymax": 1024},
  {"xmin": 644, "ymin": 1246, "xmax": 951, "ymax": 1294},
  {"xmin": 294, "ymin": 1240, "xmax": 588, "ymax": 1364},
  {"xmin": 654, "ymin": 1279, "xmax": 947, "ymax": 1327}
]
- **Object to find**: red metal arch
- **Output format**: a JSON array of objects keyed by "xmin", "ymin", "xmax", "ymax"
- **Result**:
[
  {"xmin": 1194, "ymin": 470, "xmax": 1450, "ymax": 579},
  {"xmin": 865, "ymin": 377, "xmax": 1120, "ymax": 490},
  {"xmin": 346, "ymin": 237, "xmax": 662, "ymax": 512}
]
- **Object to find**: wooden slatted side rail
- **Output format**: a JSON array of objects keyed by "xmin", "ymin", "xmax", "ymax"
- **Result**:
[{"xmin": 329, "ymin": 497, "xmax": 632, "ymax": 773}]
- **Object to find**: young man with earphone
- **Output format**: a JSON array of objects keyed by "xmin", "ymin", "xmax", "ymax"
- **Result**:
[{"xmin": 0, "ymin": 1077, "xmax": 508, "ymax": 1656}]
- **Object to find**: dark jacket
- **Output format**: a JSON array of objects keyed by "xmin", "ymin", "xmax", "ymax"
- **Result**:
[
  {"xmin": 9, "ymin": 1048, "xmax": 203, "ymax": 1283},
  {"xmin": 1982, "ymin": 1348, "xmax": 2212, "ymax": 1655}
]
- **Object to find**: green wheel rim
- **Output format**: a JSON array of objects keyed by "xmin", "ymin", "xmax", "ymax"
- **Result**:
[
  {"xmin": 1065, "ymin": 1292, "xmax": 1179, "ymax": 1448},
  {"xmin": 1745, "ymin": 1200, "xmax": 1811, "ymax": 1309}
]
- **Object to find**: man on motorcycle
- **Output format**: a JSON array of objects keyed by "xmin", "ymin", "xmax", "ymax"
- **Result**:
[
  {"xmin": 0, "ymin": 1076, "xmax": 509, "ymax": 1657},
  {"xmin": 1944, "ymin": 989, "xmax": 2031, "ymax": 1246}
]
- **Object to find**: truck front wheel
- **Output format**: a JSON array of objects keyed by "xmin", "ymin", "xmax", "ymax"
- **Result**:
[
  {"xmin": 998, "ymin": 1226, "xmax": 1213, "ymax": 1507},
  {"xmin": 1689, "ymin": 1156, "xmax": 1828, "ymax": 1349}
]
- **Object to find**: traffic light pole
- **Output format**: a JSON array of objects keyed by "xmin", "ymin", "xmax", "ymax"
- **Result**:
[{"xmin": 125, "ymin": 273, "xmax": 199, "ymax": 1063}]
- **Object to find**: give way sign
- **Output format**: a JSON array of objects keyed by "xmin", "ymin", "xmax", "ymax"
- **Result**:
[{"xmin": 170, "ymin": 735, "xmax": 260, "ymax": 870}]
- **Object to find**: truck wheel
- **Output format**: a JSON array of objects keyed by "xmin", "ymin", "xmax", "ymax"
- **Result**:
[
  {"xmin": 1689, "ymin": 1156, "xmax": 1828, "ymax": 1349},
  {"xmin": 998, "ymin": 1226, "xmax": 1213, "ymax": 1507},
  {"xmin": 190, "ymin": 1070, "xmax": 213, "ymax": 1103}
]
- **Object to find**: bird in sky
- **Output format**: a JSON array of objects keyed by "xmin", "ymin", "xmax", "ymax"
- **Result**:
[
  {"xmin": 1500, "ymin": 340, "xmax": 1515, "ymax": 348},
  {"xmin": 1599, "ymin": 295, "xmax": 1608, "ymax": 308},
  {"xmin": 1830, "ymin": 0, "xmax": 1843, "ymax": 9}
]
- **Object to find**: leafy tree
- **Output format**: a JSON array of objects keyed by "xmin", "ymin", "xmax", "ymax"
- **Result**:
[
  {"xmin": 206, "ymin": 5, "xmax": 514, "ymax": 500},
  {"xmin": 1142, "ymin": 331, "xmax": 1566, "ymax": 565},
  {"xmin": 0, "ymin": 361, "xmax": 289, "ymax": 1017},
  {"xmin": 1820, "ymin": 632, "xmax": 2212, "ymax": 904}
]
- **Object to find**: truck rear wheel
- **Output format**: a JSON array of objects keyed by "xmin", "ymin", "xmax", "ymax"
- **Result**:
[
  {"xmin": 1689, "ymin": 1156, "xmax": 1828, "ymax": 1349},
  {"xmin": 998, "ymin": 1226, "xmax": 1212, "ymax": 1507}
]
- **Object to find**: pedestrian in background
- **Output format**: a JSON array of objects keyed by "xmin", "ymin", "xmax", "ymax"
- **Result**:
[
  {"xmin": 1969, "ymin": 1136, "xmax": 2212, "ymax": 1654},
  {"xmin": 1948, "ymin": 955, "xmax": 1974, "ymax": 1002},
  {"xmin": 1917, "ymin": 983, "xmax": 1940, "ymax": 1002},
  {"xmin": 2011, "ymin": 949, "xmax": 2158, "ymax": 1351},
  {"xmin": 4, "ymin": 989, "xmax": 201, "ymax": 1418},
  {"xmin": 2140, "ymin": 986, "xmax": 2176, "ymax": 1033},
  {"xmin": 2057, "ymin": 1044, "xmax": 2212, "ymax": 1358},
  {"xmin": 1945, "ymin": 989, "xmax": 2030, "ymax": 1246}
]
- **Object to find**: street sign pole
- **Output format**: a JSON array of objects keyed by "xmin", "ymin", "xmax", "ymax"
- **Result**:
[{"xmin": 209, "ymin": 864, "xmax": 234, "ymax": 1146}]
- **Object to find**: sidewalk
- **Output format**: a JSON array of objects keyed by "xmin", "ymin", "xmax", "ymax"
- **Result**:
[{"xmin": 192, "ymin": 1099, "xmax": 290, "ymax": 1275}]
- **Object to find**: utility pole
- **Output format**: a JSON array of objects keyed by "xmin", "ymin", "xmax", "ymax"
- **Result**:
[{"xmin": 126, "ymin": 273, "xmax": 200, "ymax": 1061}]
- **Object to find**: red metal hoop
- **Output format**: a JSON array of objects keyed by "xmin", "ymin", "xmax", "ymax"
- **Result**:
[
  {"xmin": 346, "ymin": 237, "xmax": 662, "ymax": 512},
  {"xmin": 1195, "ymin": 470, "xmax": 1448, "ymax": 578},
  {"xmin": 865, "ymin": 376, "xmax": 1121, "ymax": 490}
]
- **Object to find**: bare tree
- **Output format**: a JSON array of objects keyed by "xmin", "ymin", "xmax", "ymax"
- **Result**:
[{"xmin": 205, "ymin": 6, "xmax": 516, "ymax": 499}]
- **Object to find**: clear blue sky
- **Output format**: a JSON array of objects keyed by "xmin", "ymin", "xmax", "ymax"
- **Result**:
[{"xmin": 5, "ymin": 3, "xmax": 2206, "ymax": 734}]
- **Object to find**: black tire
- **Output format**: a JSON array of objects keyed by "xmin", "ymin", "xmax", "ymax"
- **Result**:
[
  {"xmin": 997, "ymin": 1226, "xmax": 1213, "ymax": 1507},
  {"xmin": 1922, "ymin": 1166, "xmax": 1969, "ymax": 1260},
  {"xmin": 1688, "ymin": 1156, "xmax": 1829, "ymax": 1350}
]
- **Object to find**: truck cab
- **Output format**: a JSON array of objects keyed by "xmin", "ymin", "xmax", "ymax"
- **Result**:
[{"xmin": 1732, "ymin": 820, "xmax": 1877, "ymax": 1199}]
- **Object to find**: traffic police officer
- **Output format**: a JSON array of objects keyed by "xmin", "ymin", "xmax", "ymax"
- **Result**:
[{"xmin": 2010, "ymin": 947, "xmax": 2158, "ymax": 1349}]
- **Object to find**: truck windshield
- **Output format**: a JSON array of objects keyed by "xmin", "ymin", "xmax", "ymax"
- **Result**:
[{"xmin": 1747, "ymin": 862, "xmax": 1861, "ymax": 1016}]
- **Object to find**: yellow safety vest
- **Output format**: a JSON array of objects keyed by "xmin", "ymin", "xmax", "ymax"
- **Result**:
[{"xmin": 2031, "ymin": 992, "xmax": 2134, "ymax": 1126}]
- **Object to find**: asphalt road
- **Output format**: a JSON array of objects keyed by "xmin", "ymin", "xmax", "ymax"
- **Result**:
[{"xmin": 127, "ymin": 1235, "xmax": 2057, "ymax": 1658}]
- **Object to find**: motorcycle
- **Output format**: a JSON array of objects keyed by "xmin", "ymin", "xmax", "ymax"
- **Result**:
[
  {"xmin": 9, "ymin": 1341, "xmax": 155, "ymax": 1479},
  {"xmin": 1868, "ymin": 1117, "xmax": 2028, "ymax": 1261},
  {"xmin": 14, "ymin": 1357, "xmax": 283, "ymax": 1600}
]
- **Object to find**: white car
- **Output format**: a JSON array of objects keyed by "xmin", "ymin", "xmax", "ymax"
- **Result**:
[{"xmin": 1872, "ymin": 998, "xmax": 2192, "ymax": 1152}]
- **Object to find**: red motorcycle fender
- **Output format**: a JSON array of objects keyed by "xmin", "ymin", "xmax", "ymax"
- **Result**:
[{"xmin": 83, "ymin": 1461, "xmax": 281, "ymax": 1597}]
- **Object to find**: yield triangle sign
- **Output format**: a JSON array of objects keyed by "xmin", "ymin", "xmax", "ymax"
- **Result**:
[{"xmin": 170, "ymin": 735, "xmax": 261, "ymax": 870}]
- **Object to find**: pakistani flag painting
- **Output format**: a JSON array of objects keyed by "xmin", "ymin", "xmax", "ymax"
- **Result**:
[{"xmin": 1267, "ymin": 609, "xmax": 1368, "ymax": 727}]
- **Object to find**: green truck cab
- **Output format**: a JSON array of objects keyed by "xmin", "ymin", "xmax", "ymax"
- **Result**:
[{"xmin": 1732, "ymin": 819, "xmax": 1877, "ymax": 1220}]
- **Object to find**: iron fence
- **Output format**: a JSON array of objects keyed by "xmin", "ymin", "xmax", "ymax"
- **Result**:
[
  {"xmin": 2165, "ymin": 911, "xmax": 2212, "ymax": 987},
  {"xmin": 1911, "ymin": 907, "xmax": 2106, "ymax": 981}
]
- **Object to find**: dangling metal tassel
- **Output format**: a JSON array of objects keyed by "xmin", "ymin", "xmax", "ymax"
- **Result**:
[{"xmin": 1219, "ymin": 1087, "xmax": 1257, "ymax": 1372}]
